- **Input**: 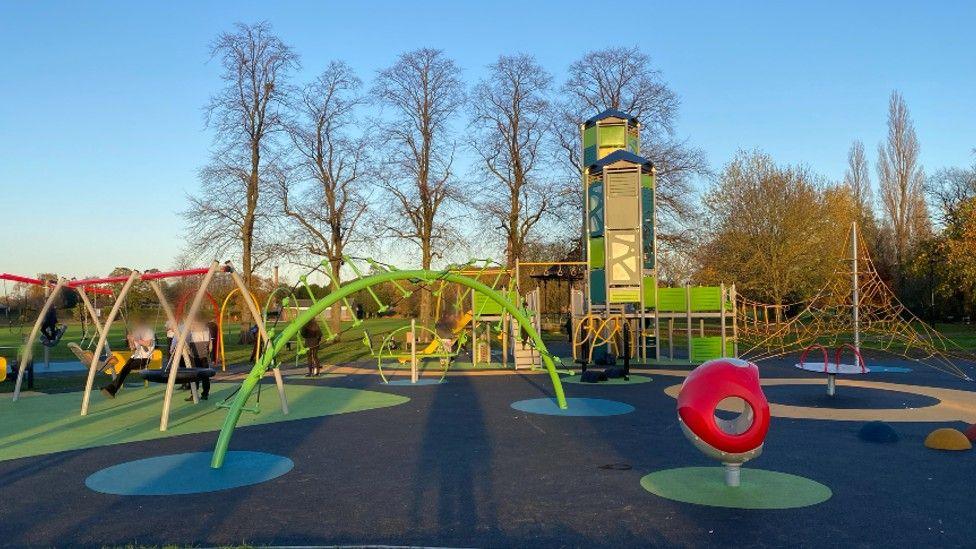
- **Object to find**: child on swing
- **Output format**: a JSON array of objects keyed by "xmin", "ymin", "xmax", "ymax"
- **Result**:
[{"xmin": 100, "ymin": 313, "xmax": 155, "ymax": 398}]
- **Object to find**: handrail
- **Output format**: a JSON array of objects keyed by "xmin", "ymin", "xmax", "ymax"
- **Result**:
[
  {"xmin": 834, "ymin": 344, "xmax": 867, "ymax": 373},
  {"xmin": 799, "ymin": 343, "xmax": 830, "ymax": 372}
]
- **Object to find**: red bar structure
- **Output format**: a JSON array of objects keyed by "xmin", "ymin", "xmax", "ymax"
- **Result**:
[
  {"xmin": 1, "ymin": 273, "xmax": 113, "ymax": 295},
  {"xmin": 140, "ymin": 267, "xmax": 217, "ymax": 281},
  {"xmin": 0, "ymin": 273, "xmax": 50, "ymax": 286},
  {"xmin": 66, "ymin": 275, "xmax": 131, "ymax": 288},
  {"xmin": 65, "ymin": 266, "xmax": 222, "ymax": 288}
]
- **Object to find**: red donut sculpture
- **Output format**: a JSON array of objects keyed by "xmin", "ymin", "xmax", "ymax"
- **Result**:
[{"xmin": 677, "ymin": 358, "xmax": 771, "ymax": 462}]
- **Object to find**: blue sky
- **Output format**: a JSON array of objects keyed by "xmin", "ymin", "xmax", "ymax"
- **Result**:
[{"xmin": 1, "ymin": 0, "xmax": 974, "ymax": 278}]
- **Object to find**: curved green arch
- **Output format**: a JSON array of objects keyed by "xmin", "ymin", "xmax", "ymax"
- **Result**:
[{"xmin": 211, "ymin": 269, "xmax": 568, "ymax": 468}]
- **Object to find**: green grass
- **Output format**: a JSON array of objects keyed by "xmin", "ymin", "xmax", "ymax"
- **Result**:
[
  {"xmin": 0, "ymin": 317, "xmax": 412, "ymax": 365},
  {"xmin": 0, "ymin": 318, "xmax": 413, "ymax": 393}
]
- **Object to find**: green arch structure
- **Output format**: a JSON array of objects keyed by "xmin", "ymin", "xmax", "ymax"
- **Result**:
[{"xmin": 211, "ymin": 268, "xmax": 568, "ymax": 468}]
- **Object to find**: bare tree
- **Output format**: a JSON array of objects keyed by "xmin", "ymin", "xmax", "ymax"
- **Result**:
[
  {"xmin": 928, "ymin": 151, "xmax": 976, "ymax": 227},
  {"xmin": 279, "ymin": 61, "xmax": 368, "ymax": 333},
  {"xmin": 844, "ymin": 139, "xmax": 873, "ymax": 216},
  {"xmin": 372, "ymin": 48, "xmax": 466, "ymax": 324},
  {"xmin": 558, "ymin": 46, "xmax": 708, "ymax": 249},
  {"xmin": 184, "ymin": 22, "xmax": 299, "ymax": 285},
  {"xmin": 698, "ymin": 150, "xmax": 852, "ymax": 305},
  {"xmin": 469, "ymin": 54, "xmax": 565, "ymax": 267},
  {"xmin": 877, "ymin": 91, "xmax": 927, "ymax": 270}
]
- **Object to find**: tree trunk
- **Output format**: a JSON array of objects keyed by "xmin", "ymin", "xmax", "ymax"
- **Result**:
[
  {"xmin": 242, "ymin": 147, "xmax": 260, "ymax": 287},
  {"xmin": 329, "ymin": 257, "xmax": 343, "ymax": 336},
  {"xmin": 420, "ymin": 240, "xmax": 432, "ymax": 328}
]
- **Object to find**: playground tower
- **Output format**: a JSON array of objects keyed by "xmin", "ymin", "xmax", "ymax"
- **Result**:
[{"xmin": 581, "ymin": 109, "xmax": 656, "ymax": 314}]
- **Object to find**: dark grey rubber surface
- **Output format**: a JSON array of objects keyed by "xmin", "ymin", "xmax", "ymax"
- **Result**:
[{"xmin": 0, "ymin": 357, "xmax": 974, "ymax": 547}]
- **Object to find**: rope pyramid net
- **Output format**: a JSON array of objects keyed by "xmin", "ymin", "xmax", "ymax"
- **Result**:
[{"xmin": 737, "ymin": 226, "xmax": 975, "ymax": 381}]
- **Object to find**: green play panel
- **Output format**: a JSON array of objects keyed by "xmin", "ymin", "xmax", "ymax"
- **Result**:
[
  {"xmin": 561, "ymin": 374, "xmax": 652, "ymax": 385},
  {"xmin": 640, "ymin": 467, "xmax": 832, "ymax": 509},
  {"xmin": 0, "ymin": 383, "xmax": 409, "ymax": 462}
]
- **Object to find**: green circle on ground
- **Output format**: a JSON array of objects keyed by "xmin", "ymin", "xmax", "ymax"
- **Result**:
[
  {"xmin": 562, "ymin": 374, "xmax": 652, "ymax": 385},
  {"xmin": 640, "ymin": 467, "xmax": 832, "ymax": 509}
]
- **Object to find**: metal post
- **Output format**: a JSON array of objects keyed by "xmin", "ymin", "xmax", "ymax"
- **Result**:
[
  {"xmin": 730, "ymin": 284, "xmax": 739, "ymax": 357},
  {"xmin": 13, "ymin": 278, "xmax": 66, "ymax": 401},
  {"xmin": 410, "ymin": 318, "xmax": 418, "ymax": 384},
  {"xmin": 724, "ymin": 463, "xmax": 741, "ymax": 487},
  {"xmin": 720, "ymin": 283, "xmax": 727, "ymax": 356},
  {"xmin": 80, "ymin": 272, "xmax": 139, "ymax": 415},
  {"xmin": 160, "ymin": 262, "xmax": 219, "ymax": 431},
  {"xmin": 147, "ymin": 280, "xmax": 195, "ymax": 374},
  {"xmin": 229, "ymin": 269, "xmax": 287, "ymax": 414},
  {"xmin": 851, "ymin": 222, "xmax": 860, "ymax": 356},
  {"xmin": 685, "ymin": 284, "xmax": 692, "ymax": 362}
]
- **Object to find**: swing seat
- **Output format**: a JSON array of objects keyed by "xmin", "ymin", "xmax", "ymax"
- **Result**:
[
  {"xmin": 39, "ymin": 325, "xmax": 67, "ymax": 348},
  {"xmin": 67, "ymin": 342, "xmax": 120, "ymax": 374},
  {"xmin": 139, "ymin": 367, "xmax": 216, "ymax": 384}
]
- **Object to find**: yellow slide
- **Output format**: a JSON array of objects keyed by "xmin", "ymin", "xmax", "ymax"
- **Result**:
[{"xmin": 399, "ymin": 311, "xmax": 473, "ymax": 362}]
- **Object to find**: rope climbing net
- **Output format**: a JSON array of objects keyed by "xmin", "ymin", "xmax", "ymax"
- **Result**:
[{"xmin": 737, "ymin": 228, "xmax": 975, "ymax": 381}]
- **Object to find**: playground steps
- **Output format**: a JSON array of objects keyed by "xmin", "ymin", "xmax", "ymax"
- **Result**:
[{"xmin": 513, "ymin": 340, "xmax": 541, "ymax": 370}]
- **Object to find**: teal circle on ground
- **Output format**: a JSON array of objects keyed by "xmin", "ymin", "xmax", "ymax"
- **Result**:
[
  {"xmin": 86, "ymin": 451, "xmax": 293, "ymax": 496},
  {"xmin": 867, "ymin": 365, "xmax": 912, "ymax": 373},
  {"xmin": 385, "ymin": 378, "xmax": 445, "ymax": 386},
  {"xmin": 511, "ymin": 397, "xmax": 635, "ymax": 416},
  {"xmin": 641, "ymin": 467, "xmax": 832, "ymax": 509},
  {"xmin": 562, "ymin": 374, "xmax": 652, "ymax": 385}
]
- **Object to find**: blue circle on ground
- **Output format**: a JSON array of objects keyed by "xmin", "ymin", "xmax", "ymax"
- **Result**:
[
  {"xmin": 385, "ymin": 378, "xmax": 445, "ymax": 386},
  {"xmin": 85, "ymin": 451, "xmax": 293, "ymax": 496},
  {"xmin": 511, "ymin": 397, "xmax": 635, "ymax": 416}
]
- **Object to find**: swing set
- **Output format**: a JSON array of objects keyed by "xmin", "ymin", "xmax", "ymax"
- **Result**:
[
  {"xmin": 0, "ymin": 273, "xmax": 113, "ymax": 384},
  {"xmin": 8, "ymin": 262, "xmax": 287, "ymax": 432}
]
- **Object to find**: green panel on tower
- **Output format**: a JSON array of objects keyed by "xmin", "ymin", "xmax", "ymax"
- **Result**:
[
  {"xmin": 642, "ymin": 187, "xmax": 655, "ymax": 269},
  {"xmin": 589, "ymin": 237, "xmax": 605, "ymax": 268},
  {"xmin": 589, "ymin": 269, "xmax": 606, "ymax": 304},
  {"xmin": 690, "ymin": 286, "xmax": 724, "ymax": 312},
  {"xmin": 657, "ymin": 287, "xmax": 687, "ymax": 312},
  {"xmin": 588, "ymin": 182, "xmax": 604, "ymax": 236},
  {"xmin": 642, "ymin": 276, "xmax": 657, "ymax": 308},
  {"xmin": 583, "ymin": 125, "xmax": 597, "ymax": 148},
  {"xmin": 628, "ymin": 134, "xmax": 640, "ymax": 154},
  {"xmin": 583, "ymin": 126, "xmax": 598, "ymax": 166}
]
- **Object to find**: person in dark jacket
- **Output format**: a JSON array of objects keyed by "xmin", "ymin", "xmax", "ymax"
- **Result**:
[
  {"xmin": 300, "ymin": 318, "xmax": 324, "ymax": 376},
  {"xmin": 40, "ymin": 305, "xmax": 59, "ymax": 342}
]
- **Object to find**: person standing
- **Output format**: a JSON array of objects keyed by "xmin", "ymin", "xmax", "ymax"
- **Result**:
[
  {"xmin": 300, "ymin": 318, "xmax": 323, "ymax": 376},
  {"xmin": 185, "ymin": 320, "xmax": 213, "ymax": 400}
]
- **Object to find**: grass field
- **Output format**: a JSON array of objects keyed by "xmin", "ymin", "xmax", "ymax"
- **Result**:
[
  {"xmin": 0, "ymin": 318, "xmax": 414, "ymax": 393},
  {"xmin": 0, "ymin": 317, "xmax": 412, "ymax": 364}
]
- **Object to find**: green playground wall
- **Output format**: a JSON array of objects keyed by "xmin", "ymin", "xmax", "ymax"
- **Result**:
[
  {"xmin": 473, "ymin": 290, "xmax": 519, "ymax": 317},
  {"xmin": 690, "ymin": 336, "xmax": 727, "ymax": 362},
  {"xmin": 653, "ymin": 286, "xmax": 729, "ymax": 312}
]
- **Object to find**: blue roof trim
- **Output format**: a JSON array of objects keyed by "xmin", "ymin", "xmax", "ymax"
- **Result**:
[
  {"xmin": 584, "ymin": 109, "xmax": 639, "ymax": 126},
  {"xmin": 588, "ymin": 149, "xmax": 654, "ymax": 169}
]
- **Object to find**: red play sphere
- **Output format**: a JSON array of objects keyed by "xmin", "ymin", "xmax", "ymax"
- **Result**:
[{"xmin": 677, "ymin": 358, "xmax": 770, "ymax": 455}]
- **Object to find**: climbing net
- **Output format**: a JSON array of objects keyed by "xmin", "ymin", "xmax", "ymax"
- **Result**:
[{"xmin": 738, "ymin": 231, "xmax": 976, "ymax": 380}]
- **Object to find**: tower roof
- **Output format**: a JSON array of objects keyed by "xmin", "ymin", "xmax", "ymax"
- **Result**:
[
  {"xmin": 588, "ymin": 149, "xmax": 654, "ymax": 170},
  {"xmin": 583, "ymin": 109, "xmax": 639, "ymax": 126}
]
